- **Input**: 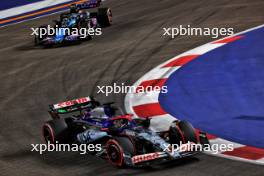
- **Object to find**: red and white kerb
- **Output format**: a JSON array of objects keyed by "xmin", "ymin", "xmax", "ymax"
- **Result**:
[{"xmin": 125, "ymin": 25, "xmax": 264, "ymax": 165}]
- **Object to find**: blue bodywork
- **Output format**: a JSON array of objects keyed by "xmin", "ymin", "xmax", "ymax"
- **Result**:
[
  {"xmin": 46, "ymin": 15, "xmax": 80, "ymax": 44},
  {"xmin": 47, "ymin": 99, "xmax": 199, "ymax": 166},
  {"xmin": 77, "ymin": 107, "xmax": 137, "ymax": 130},
  {"xmin": 76, "ymin": 0, "xmax": 102, "ymax": 9},
  {"xmin": 53, "ymin": 17, "xmax": 78, "ymax": 42},
  {"xmin": 36, "ymin": 0, "xmax": 104, "ymax": 46}
]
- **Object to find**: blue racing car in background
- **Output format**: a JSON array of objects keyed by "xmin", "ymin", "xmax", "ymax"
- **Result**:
[
  {"xmin": 42, "ymin": 97, "xmax": 209, "ymax": 167},
  {"xmin": 74, "ymin": 0, "xmax": 102, "ymax": 9},
  {"xmin": 34, "ymin": 0, "xmax": 112, "ymax": 47}
]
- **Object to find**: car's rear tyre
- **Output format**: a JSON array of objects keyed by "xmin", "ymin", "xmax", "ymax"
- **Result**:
[
  {"xmin": 97, "ymin": 8, "xmax": 112, "ymax": 27},
  {"xmin": 106, "ymin": 136, "xmax": 135, "ymax": 167},
  {"xmin": 42, "ymin": 119, "xmax": 69, "ymax": 144},
  {"xmin": 34, "ymin": 25, "xmax": 48, "ymax": 46},
  {"xmin": 34, "ymin": 35, "xmax": 40, "ymax": 46},
  {"xmin": 178, "ymin": 120, "xmax": 197, "ymax": 143}
]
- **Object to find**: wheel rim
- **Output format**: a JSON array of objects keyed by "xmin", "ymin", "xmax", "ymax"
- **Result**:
[
  {"xmin": 43, "ymin": 125, "xmax": 54, "ymax": 144},
  {"xmin": 106, "ymin": 140, "xmax": 124, "ymax": 166},
  {"xmin": 107, "ymin": 9, "xmax": 113, "ymax": 24},
  {"xmin": 179, "ymin": 121, "xmax": 197, "ymax": 143},
  {"xmin": 108, "ymin": 144, "xmax": 121, "ymax": 163}
]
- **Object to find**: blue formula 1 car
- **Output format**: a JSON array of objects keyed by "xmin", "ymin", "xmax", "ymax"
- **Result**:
[
  {"xmin": 42, "ymin": 97, "xmax": 209, "ymax": 167},
  {"xmin": 34, "ymin": 3, "xmax": 112, "ymax": 47},
  {"xmin": 73, "ymin": 0, "xmax": 102, "ymax": 9}
]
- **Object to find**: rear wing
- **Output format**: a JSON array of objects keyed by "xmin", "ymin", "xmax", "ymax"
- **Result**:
[{"xmin": 49, "ymin": 97, "xmax": 99, "ymax": 115}]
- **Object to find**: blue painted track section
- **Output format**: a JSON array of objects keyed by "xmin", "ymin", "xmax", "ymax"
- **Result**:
[
  {"xmin": 0, "ymin": 0, "xmax": 79, "ymax": 27},
  {"xmin": 159, "ymin": 27, "xmax": 264, "ymax": 149},
  {"xmin": 0, "ymin": 0, "xmax": 43, "ymax": 11}
]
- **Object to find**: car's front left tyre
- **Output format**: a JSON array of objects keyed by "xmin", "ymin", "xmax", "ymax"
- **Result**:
[
  {"xmin": 106, "ymin": 136, "xmax": 135, "ymax": 167},
  {"xmin": 169, "ymin": 120, "xmax": 198, "ymax": 144}
]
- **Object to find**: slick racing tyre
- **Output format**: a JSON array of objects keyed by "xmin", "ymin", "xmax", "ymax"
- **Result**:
[
  {"xmin": 97, "ymin": 8, "xmax": 112, "ymax": 27},
  {"xmin": 106, "ymin": 137, "xmax": 135, "ymax": 167},
  {"xmin": 178, "ymin": 120, "xmax": 197, "ymax": 143},
  {"xmin": 34, "ymin": 25, "xmax": 48, "ymax": 46},
  {"xmin": 42, "ymin": 119, "xmax": 69, "ymax": 144},
  {"xmin": 169, "ymin": 123, "xmax": 184, "ymax": 145}
]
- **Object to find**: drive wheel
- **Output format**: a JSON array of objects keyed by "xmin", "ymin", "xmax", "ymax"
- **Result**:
[
  {"xmin": 42, "ymin": 118, "xmax": 69, "ymax": 144},
  {"xmin": 34, "ymin": 25, "xmax": 47, "ymax": 46},
  {"xmin": 178, "ymin": 120, "xmax": 197, "ymax": 143},
  {"xmin": 106, "ymin": 136, "xmax": 135, "ymax": 167},
  {"xmin": 97, "ymin": 8, "xmax": 112, "ymax": 27},
  {"xmin": 169, "ymin": 123, "xmax": 184, "ymax": 145}
]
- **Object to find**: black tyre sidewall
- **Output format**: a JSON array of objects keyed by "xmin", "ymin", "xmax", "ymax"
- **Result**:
[
  {"xmin": 178, "ymin": 120, "xmax": 197, "ymax": 143},
  {"xmin": 42, "ymin": 118, "xmax": 69, "ymax": 144},
  {"xmin": 169, "ymin": 125, "xmax": 184, "ymax": 145},
  {"xmin": 106, "ymin": 136, "xmax": 135, "ymax": 167},
  {"xmin": 97, "ymin": 8, "xmax": 112, "ymax": 27},
  {"xmin": 35, "ymin": 25, "xmax": 48, "ymax": 46}
]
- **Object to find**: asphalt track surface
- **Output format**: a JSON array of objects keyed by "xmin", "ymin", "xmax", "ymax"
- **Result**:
[{"xmin": 0, "ymin": 0, "xmax": 264, "ymax": 176}]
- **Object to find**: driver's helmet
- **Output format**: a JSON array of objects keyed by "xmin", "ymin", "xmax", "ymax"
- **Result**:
[
  {"xmin": 104, "ymin": 106, "xmax": 116, "ymax": 117},
  {"xmin": 113, "ymin": 119, "xmax": 129, "ymax": 129},
  {"xmin": 78, "ymin": 10, "xmax": 89, "ymax": 17},
  {"xmin": 88, "ymin": 107, "xmax": 110, "ymax": 119}
]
